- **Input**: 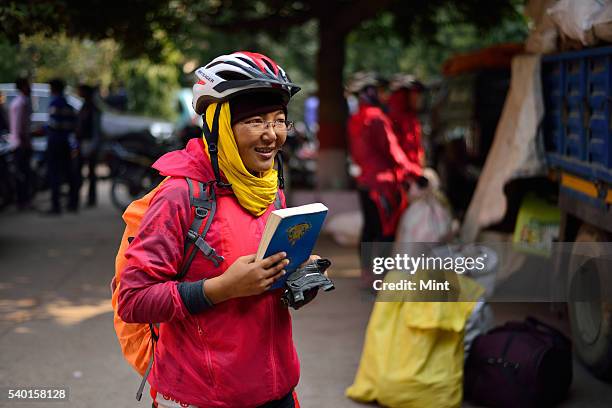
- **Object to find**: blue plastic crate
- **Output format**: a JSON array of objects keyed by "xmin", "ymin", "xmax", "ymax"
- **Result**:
[{"xmin": 542, "ymin": 46, "xmax": 612, "ymax": 184}]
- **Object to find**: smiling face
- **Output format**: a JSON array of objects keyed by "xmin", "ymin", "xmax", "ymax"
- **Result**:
[{"xmin": 232, "ymin": 109, "xmax": 287, "ymax": 174}]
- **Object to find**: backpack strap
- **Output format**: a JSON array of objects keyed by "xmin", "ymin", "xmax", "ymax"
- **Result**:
[
  {"xmin": 136, "ymin": 323, "xmax": 160, "ymax": 401},
  {"xmin": 178, "ymin": 177, "xmax": 224, "ymax": 280},
  {"xmin": 274, "ymin": 189, "xmax": 282, "ymax": 210}
]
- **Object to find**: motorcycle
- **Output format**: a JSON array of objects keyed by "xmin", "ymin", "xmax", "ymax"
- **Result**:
[
  {"xmin": 104, "ymin": 131, "xmax": 180, "ymax": 212},
  {"xmin": 284, "ymin": 122, "xmax": 317, "ymax": 189}
]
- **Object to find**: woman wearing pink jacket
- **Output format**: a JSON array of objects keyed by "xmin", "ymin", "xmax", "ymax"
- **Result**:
[{"xmin": 118, "ymin": 52, "xmax": 315, "ymax": 408}]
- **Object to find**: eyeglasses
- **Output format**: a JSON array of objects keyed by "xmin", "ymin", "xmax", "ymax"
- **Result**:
[{"xmin": 239, "ymin": 119, "xmax": 294, "ymax": 133}]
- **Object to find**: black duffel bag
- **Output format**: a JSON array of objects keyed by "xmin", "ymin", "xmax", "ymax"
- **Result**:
[{"xmin": 464, "ymin": 316, "xmax": 572, "ymax": 407}]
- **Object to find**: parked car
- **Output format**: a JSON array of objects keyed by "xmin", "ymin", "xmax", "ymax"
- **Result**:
[
  {"xmin": 175, "ymin": 87, "xmax": 201, "ymax": 129},
  {"xmin": 173, "ymin": 87, "xmax": 204, "ymax": 147},
  {"xmin": 0, "ymin": 83, "xmax": 175, "ymax": 141}
]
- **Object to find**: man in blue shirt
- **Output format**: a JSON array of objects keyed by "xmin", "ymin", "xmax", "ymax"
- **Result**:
[{"xmin": 45, "ymin": 79, "xmax": 79, "ymax": 215}]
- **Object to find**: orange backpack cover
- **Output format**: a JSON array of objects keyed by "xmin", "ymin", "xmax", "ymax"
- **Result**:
[{"xmin": 111, "ymin": 179, "xmax": 168, "ymax": 375}]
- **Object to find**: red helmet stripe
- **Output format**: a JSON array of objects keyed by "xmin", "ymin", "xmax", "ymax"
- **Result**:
[
  {"xmin": 260, "ymin": 55, "xmax": 279, "ymax": 76},
  {"xmin": 236, "ymin": 51, "xmax": 279, "ymax": 76}
]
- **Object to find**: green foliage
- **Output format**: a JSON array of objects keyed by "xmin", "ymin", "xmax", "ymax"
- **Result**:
[
  {"xmin": 0, "ymin": 38, "xmax": 26, "ymax": 81},
  {"xmin": 116, "ymin": 58, "xmax": 180, "ymax": 120},
  {"xmin": 346, "ymin": 2, "xmax": 528, "ymax": 81},
  {"xmin": 0, "ymin": 0, "xmax": 178, "ymax": 61},
  {"xmin": 0, "ymin": 34, "xmax": 180, "ymax": 119},
  {"xmin": 0, "ymin": 2, "xmax": 61, "ymax": 42},
  {"xmin": 0, "ymin": 34, "xmax": 121, "ymax": 89},
  {"xmin": 19, "ymin": 34, "xmax": 119, "ymax": 88},
  {"xmin": 0, "ymin": 0, "xmax": 528, "ymax": 121},
  {"xmin": 346, "ymin": 13, "xmax": 406, "ymax": 77}
]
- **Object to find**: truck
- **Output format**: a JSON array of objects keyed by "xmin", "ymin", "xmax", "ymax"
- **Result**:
[{"xmin": 542, "ymin": 46, "xmax": 612, "ymax": 379}]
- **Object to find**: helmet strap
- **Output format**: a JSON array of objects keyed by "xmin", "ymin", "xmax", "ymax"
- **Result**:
[
  {"xmin": 202, "ymin": 104, "xmax": 231, "ymax": 188},
  {"xmin": 276, "ymin": 152, "xmax": 285, "ymax": 189}
]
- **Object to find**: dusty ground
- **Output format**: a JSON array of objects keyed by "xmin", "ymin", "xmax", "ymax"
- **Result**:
[{"xmin": 0, "ymin": 182, "xmax": 611, "ymax": 407}]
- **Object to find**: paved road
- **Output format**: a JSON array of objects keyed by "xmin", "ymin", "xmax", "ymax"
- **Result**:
[{"xmin": 0, "ymin": 182, "xmax": 611, "ymax": 407}]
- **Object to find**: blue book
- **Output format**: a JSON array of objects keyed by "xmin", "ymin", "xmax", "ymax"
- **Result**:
[{"xmin": 256, "ymin": 203, "xmax": 328, "ymax": 289}]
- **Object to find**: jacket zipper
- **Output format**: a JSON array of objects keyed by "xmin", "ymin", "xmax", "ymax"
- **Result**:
[{"xmin": 195, "ymin": 319, "xmax": 216, "ymax": 389}]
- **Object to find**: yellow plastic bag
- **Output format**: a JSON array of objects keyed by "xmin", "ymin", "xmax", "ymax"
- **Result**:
[{"xmin": 346, "ymin": 271, "xmax": 483, "ymax": 408}]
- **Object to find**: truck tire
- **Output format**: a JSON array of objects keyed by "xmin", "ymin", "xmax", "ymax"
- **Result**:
[{"xmin": 568, "ymin": 224, "xmax": 612, "ymax": 380}]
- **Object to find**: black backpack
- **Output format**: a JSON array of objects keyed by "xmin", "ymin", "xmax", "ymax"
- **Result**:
[{"xmin": 464, "ymin": 316, "xmax": 573, "ymax": 407}]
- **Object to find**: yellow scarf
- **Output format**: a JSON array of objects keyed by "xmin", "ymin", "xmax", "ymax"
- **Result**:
[{"xmin": 203, "ymin": 102, "xmax": 278, "ymax": 216}]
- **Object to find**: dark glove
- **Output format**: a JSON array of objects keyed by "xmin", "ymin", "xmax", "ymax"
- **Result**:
[{"xmin": 281, "ymin": 259, "xmax": 335, "ymax": 310}]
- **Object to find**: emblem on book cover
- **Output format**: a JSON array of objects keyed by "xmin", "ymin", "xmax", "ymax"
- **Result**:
[{"xmin": 287, "ymin": 222, "xmax": 311, "ymax": 246}]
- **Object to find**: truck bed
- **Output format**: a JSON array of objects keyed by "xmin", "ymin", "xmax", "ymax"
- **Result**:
[{"xmin": 542, "ymin": 46, "xmax": 612, "ymax": 212}]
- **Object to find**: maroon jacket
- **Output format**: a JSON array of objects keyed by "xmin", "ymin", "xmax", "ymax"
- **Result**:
[
  {"xmin": 387, "ymin": 90, "xmax": 425, "ymax": 169},
  {"xmin": 347, "ymin": 104, "xmax": 421, "ymax": 235},
  {"xmin": 348, "ymin": 103, "xmax": 421, "ymax": 190}
]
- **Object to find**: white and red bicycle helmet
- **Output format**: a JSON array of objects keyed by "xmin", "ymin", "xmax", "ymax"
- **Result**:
[{"xmin": 192, "ymin": 51, "xmax": 300, "ymax": 114}]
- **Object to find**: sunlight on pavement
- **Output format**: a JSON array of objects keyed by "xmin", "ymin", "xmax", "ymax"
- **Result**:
[
  {"xmin": 0, "ymin": 298, "xmax": 38, "ymax": 323},
  {"xmin": 13, "ymin": 326, "xmax": 33, "ymax": 334},
  {"xmin": 0, "ymin": 297, "xmax": 113, "ymax": 326},
  {"xmin": 45, "ymin": 299, "xmax": 113, "ymax": 326}
]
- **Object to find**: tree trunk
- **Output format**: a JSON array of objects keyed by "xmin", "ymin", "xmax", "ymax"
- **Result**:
[
  {"xmin": 316, "ymin": 19, "xmax": 348, "ymax": 151},
  {"xmin": 315, "ymin": 17, "xmax": 350, "ymax": 188}
]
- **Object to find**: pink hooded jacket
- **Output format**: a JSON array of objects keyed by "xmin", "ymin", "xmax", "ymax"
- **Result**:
[{"xmin": 117, "ymin": 138, "xmax": 299, "ymax": 407}]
